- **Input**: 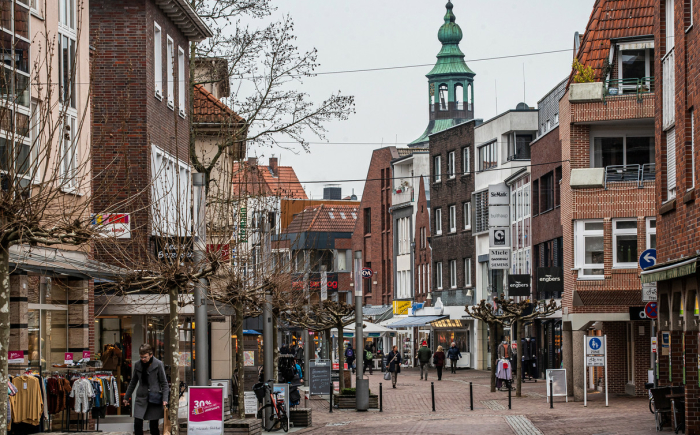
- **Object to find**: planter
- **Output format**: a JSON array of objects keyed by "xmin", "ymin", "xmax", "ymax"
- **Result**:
[
  {"xmin": 290, "ymin": 408, "xmax": 312, "ymax": 427},
  {"xmin": 179, "ymin": 418, "xmax": 262, "ymax": 435},
  {"xmin": 569, "ymin": 82, "xmax": 604, "ymax": 102},
  {"xmin": 333, "ymin": 394, "xmax": 379, "ymax": 409}
]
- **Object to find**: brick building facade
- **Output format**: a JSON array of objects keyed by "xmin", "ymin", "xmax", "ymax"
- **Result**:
[
  {"xmin": 352, "ymin": 147, "xmax": 399, "ymax": 306},
  {"xmin": 414, "ymin": 177, "xmax": 432, "ymax": 306},
  {"xmin": 645, "ymin": 0, "xmax": 700, "ymax": 433},
  {"xmin": 559, "ymin": 0, "xmax": 656, "ymax": 401}
]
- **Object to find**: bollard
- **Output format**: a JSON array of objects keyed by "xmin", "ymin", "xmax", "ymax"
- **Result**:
[
  {"xmin": 508, "ymin": 381, "xmax": 512, "ymax": 410},
  {"xmin": 330, "ymin": 377, "xmax": 333, "ymax": 413},
  {"xmin": 379, "ymin": 383, "xmax": 383, "ymax": 412},
  {"xmin": 469, "ymin": 382, "xmax": 473, "ymax": 411},
  {"xmin": 549, "ymin": 379, "xmax": 553, "ymax": 409},
  {"xmin": 431, "ymin": 382, "xmax": 436, "ymax": 412}
]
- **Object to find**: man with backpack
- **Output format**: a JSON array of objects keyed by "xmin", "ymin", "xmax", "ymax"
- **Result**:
[
  {"xmin": 363, "ymin": 343, "xmax": 374, "ymax": 375},
  {"xmin": 417, "ymin": 340, "xmax": 432, "ymax": 381},
  {"xmin": 345, "ymin": 343, "xmax": 356, "ymax": 374}
]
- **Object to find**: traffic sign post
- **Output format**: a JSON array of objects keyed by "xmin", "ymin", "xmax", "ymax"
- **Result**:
[{"xmin": 584, "ymin": 335, "xmax": 608, "ymax": 407}]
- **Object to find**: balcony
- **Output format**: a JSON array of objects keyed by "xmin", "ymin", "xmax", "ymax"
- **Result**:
[
  {"xmin": 603, "ymin": 77, "xmax": 654, "ymax": 103},
  {"xmin": 662, "ymin": 48, "xmax": 675, "ymax": 130},
  {"xmin": 603, "ymin": 163, "xmax": 655, "ymax": 188},
  {"xmin": 392, "ymin": 187, "xmax": 414, "ymax": 206},
  {"xmin": 430, "ymin": 289, "xmax": 473, "ymax": 307}
]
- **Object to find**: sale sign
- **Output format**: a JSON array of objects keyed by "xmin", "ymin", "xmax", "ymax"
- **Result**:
[
  {"xmin": 82, "ymin": 351, "xmax": 91, "ymax": 361},
  {"xmin": 64, "ymin": 353, "xmax": 74, "ymax": 364},
  {"xmin": 8, "ymin": 351, "xmax": 23, "ymax": 364},
  {"xmin": 187, "ymin": 387, "xmax": 224, "ymax": 435}
]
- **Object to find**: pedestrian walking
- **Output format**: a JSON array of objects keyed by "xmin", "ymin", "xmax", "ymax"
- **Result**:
[
  {"xmin": 345, "ymin": 343, "xmax": 356, "ymax": 374},
  {"xmin": 447, "ymin": 342, "xmax": 462, "ymax": 374},
  {"xmin": 363, "ymin": 343, "xmax": 374, "ymax": 375},
  {"xmin": 280, "ymin": 343, "xmax": 290, "ymax": 356},
  {"xmin": 123, "ymin": 344, "xmax": 169, "ymax": 435},
  {"xmin": 417, "ymin": 340, "xmax": 431, "ymax": 381},
  {"xmin": 386, "ymin": 345, "xmax": 401, "ymax": 388},
  {"xmin": 433, "ymin": 346, "xmax": 446, "ymax": 381},
  {"xmin": 295, "ymin": 342, "xmax": 304, "ymax": 362}
]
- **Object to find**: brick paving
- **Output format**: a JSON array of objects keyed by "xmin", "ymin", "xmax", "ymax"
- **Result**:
[{"xmin": 296, "ymin": 367, "xmax": 659, "ymax": 434}]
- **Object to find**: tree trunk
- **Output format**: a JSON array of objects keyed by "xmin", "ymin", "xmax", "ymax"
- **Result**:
[
  {"xmin": 168, "ymin": 285, "xmax": 180, "ymax": 435},
  {"xmin": 516, "ymin": 319, "xmax": 524, "ymax": 397},
  {"xmin": 489, "ymin": 321, "xmax": 498, "ymax": 393},
  {"xmin": 234, "ymin": 304, "xmax": 245, "ymax": 419},
  {"xmin": 336, "ymin": 319, "xmax": 345, "ymax": 391},
  {"xmin": 0, "ymin": 242, "xmax": 10, "ymax": 432}
]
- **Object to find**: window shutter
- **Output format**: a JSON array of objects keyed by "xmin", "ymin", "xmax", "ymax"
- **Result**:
[{"xmin": 667, "ymin": 127, "xmax": 677, "ymax": 198}]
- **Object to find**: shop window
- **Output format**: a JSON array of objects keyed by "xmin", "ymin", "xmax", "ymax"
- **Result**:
[
  {"xmin": 613, "ymin": 219, "xmax": 638, "ymax": 268},
  {"xmin": 575, "ymin": 220, "xmax": 604, "ymax": 278}
]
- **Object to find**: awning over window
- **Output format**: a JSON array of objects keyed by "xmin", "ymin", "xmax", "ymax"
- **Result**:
[
  {"xmin": 640, "ymin": 257, "xmax": 697, "ymax": 283},
  {"xmin": 618, "ymin": 41, "xmax": 654, "ymax": 51},
  {"xmin": 386, "ymin": 315, "xmax": 447, "ymax": 329}
]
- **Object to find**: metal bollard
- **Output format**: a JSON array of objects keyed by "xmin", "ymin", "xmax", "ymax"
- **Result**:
[
  {"xmin": 330, "ymin": 377, "xmax": 333, "ymax": 413},
  {"xmin": 379, "ymin": 383, "xmax": 383, "ymax": 412},
  {"xmin": 508, "ymin": 381, "xmax": 512, "ymax": 409},
  {"xmin": 549, "ymin": 379, "xmax": 554, "ymax": 409},
  {"xmin": 469, "ymin": 381, "xmax": 473, "ymax": 411},
  {"xmin": 431, "ymin": 382, "xmax": 436, "ymax": 412}
]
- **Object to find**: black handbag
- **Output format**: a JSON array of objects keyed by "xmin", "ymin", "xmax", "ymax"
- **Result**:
[{"xmin": 148, "ymin": 390, "xmax": 163, "ymax": 404}]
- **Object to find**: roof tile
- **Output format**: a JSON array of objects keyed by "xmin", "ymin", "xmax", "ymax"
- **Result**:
[{"xmin": 284, "ymin": 204, "xmax": 358, "ymax": 233}]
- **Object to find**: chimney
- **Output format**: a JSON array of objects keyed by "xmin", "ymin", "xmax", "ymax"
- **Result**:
[
  {"xmin": 247, "ymin": 157, "xmax": 257, "ymax": 166},
  {"xmin": 269, "ymin": 157, "xmax": 278, "ymax": 177}
]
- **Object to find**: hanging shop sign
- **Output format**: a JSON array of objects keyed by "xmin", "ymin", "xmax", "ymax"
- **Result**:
[
  {"xmin": 489, "ymin": 227, "xmax": 510, "ymax": 248},
  {"xmin": 187, "ymin": 386, "xmax": 224, "ymax": 435},
  {"xmin": 537, "ymin": 267, "xmax": 563, "ymax": 294},
  {"xmin": 488, "ymin": 183, "xmax": 510, "ymax": 206},
  {"xmin": 507, "ymin": 274, "xmax": 531, "ymax": 297},
  {"xmin": 154, "ymin": 236, "xmax": 194, "ymax": 263},
  {"xmin": 238, "ymin": 207, "xmax": 247, "ymax": 241},
  {"xmin": 8, "ymin": 351, "xmax": 23, "ymax": 364},
  {"xmin": 488, "ymin": 206, "xmax": 510, "ymax": 227},
  {"xmin": 393, "ymin": 300, "xmax": 412, "ymax": 315},
  {"xmin": 92, "ymin": 213, "xmax": 131, "ymax": 239},
  {"xmin": 489, "ymin": 249, "xmax": 511, "ymax": 270}
]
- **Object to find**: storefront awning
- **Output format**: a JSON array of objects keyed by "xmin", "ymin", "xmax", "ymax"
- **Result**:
[
  {"xmin": 430, "ymin": 319, "xmax": 469, "ymax": 329},
  {"xmin": 640, "ymin": 257, "xmax": 697, "ymax": 283},
  {"xmin": 386, "ymin": 315, "xmax": 447, "ymax": 329}
]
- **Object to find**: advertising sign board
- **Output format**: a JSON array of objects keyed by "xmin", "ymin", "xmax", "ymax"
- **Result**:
[
  {"xmin": 488, "ymin": 183, "xmax": 510, "ymax": 206},
  {"xmin": 488, "ymin": 206, "xmax": 510, "ymax": 227},
  {"xmin": 507, "ymin": 274, "xmax": 531, "ymax": 297},
  {"xmin": 187, "ymin": 386, "xmax": 224, "ymax": 435},
  {"xmin": 489, "ymin": 227, "xmax": 510, "ymax": 248},
  {"xmin": 489, "ymin": 249, "xmax": 511, "ymax": 270}
]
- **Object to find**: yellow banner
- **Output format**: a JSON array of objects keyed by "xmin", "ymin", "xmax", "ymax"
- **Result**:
[{"xmin": 393, "ymin": 300, "xmax": 412, "ymax": 315}]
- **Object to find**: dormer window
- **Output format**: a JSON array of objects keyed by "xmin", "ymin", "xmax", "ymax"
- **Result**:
[{"xmin": 616, "ymin": 41, "xmax": 654, "ymax": 93}]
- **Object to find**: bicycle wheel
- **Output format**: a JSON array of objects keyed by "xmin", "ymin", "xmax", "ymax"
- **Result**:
[
  {"xmin": 280, "ymin": 414, "xmax": 289, "ymax": 433},
  {"xmin": 649, "ymin": 397, "xmax": 655, "ymax": 414},
  {"xmin": 256, "ymin": 404, "xmax": 275, "ymax": 432}
]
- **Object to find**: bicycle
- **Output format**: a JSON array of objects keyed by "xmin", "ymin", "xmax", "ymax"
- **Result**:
[{"xmin": 255, "ymin": 382, "xmax": 289, "ymax": 433}]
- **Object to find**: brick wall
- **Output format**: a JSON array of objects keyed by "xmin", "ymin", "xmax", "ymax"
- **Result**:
[
  {"xmin": 90, "ymin": 0, "xmax": 192, "ymax": 266},
  {"xmin": 601, "ymin": 321, "xmax": 652, "ymax": 396},
  {"xmin": 428, "ymin": 121, "xmax": 476, "ymax": 299},
  {"xmin": 414, "ymin": 175, "xmax": 431, "ymax": 305},
  {"xmin": 351, "ymin": 147, "xmax": 398, "ymax": 306}
]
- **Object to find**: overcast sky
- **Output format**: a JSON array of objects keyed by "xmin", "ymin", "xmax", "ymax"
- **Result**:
[{"xmin": 246, "ymin": 0, "xmax": 595, "ymax": 199}]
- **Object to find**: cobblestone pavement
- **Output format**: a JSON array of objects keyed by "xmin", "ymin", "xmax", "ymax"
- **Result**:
[{"xmin": 296, "ymin": 368, "xmax": 658, "ymax": 434}]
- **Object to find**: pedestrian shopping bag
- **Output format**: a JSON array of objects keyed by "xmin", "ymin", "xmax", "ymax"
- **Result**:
[
  {"xmin": 384, "ymin": 371, "xmax": 391, "ymax": 381},
  {"xmin": 162, "ymin": 406, "xmax": 172, "ymax": 435}
]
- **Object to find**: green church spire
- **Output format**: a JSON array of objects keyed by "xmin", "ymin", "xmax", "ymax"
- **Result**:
[{"xmin": 409, "ymin": 1, "xmax": 476, "ymax": 147}]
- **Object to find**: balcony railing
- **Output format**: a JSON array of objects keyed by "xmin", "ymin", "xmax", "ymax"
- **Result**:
[
  {"xmin": 663, "ymin": 48, "xmax": 675, "ymax": 130},
  {"xmin": 604, "ymin": 77, "xmax": 654, "ymax": 103},
  {"xmin": 392, "ymin": 188, "xmax": 414, "ymax": 205},
  {"xmin": 603, "ymin": 163, "xmax": 655, "ymax": 188}
]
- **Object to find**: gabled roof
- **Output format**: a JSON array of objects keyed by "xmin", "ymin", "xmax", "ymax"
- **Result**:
[
  {"xmin": 571, "ymin": 0, "xmax": 654, "ymax": 83},
  {"xmin": 193, "ymin": 84, "xmax": 244, "ymax": 124},
  {"xmin": 231, "ymin": 160, "xmax": 308, "ymax": 200},
  {"xmin": 284, "ymin": 204, "xmax": 358, "ymax": 234}
]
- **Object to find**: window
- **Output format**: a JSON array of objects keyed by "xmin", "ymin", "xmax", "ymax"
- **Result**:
[
  {"xmin": 667, "ymin": 128, "xmax": 677, "ymax": 199},
  {"xmin": 449, "ymin": 260, "xmax": 457, "ymax": 288},
  {"xmin": 555, "ymin": 167, "xmax": 562, "ymax": 207},
  {"xmin": 455, "ymin": 84, "xmax": 463, "ymax": 108},
  {"xmin": 667, "ymin": 0, "xmax": 675, "ymax": 52},
  {"xmin": 691, "ymin": 111, "xmax": 695, "ymax": 188},
  {"xmin": 58, "ymin": 34, "xmax": 76, "ymax": 109},
  {"xmin": 438, "ymin": 84, "xmax": 448, "ymax": 111},
  {"xmin": 436, "ymin": 262, "xmax": 443, "ymax": 289},
  {"xmin": 532, "ymin": 179, "xmax": 539, "ymax": 215},
  {"xmin": 618, "ymin": 47, "xmax": 654, "ymax": 91},
  {"xmin": 435, "ymin": 208, "xmax": 442, "ymax": 235},
  {"xmin": 508, "ymin": 133, "xmax": 533, "ymax": 160},
  {"xmin": 575, "ymin": 220, "xmax": 605, "ymax": 278},
  {"xmin": 449, "ymin": 205, "xmax": 456, "ymax": 233},
  {"xmin": 151, "ymin": 145, "xmax": 192, "ymax": 236},
  {"xmin": 166, "ymin": 36, "xmax": 174, "ymax": 108},
  {"xmin": 363, "ymin": 208, "xmax": 371, "ymax": 234},
  {"xmin": 178, "ymin": 46, "xmax": 185, "ymax": 116},
  {"xmin": 613, "ymin": 219, "xmax": 638, "ymax": 268},
  {"xmin": 467, "ymin": 83, "xmax": 473, "ymax": 111},
  {"xmin": 473, "ymin": 190, "xmax": 489, "ymax": 233},
  {"xmin": 447, "ymin": 151, "xmax": 455, "ymax": 178},
  {"xmin": 592, "ymin": 136, "xmax": 655, "ymax": 168},
  {"xmin": 646, "ymin": 218, "xmax": 657, "ymax": 249},
  {"xmin": 478, "ymin": 141, "xmax": 497, "ymax": 171},
  {"xmin": 434, "ymin": 155, "xmax": 441, "ymax": 182},
  {"xmin": 540, "ymin": 172, "xmax": 554, "ymax": 212},
  {"xmin": 154, "ymin": 23, "xmax": 162, "ymax": 98},
  {"xmin": 337, "ymin": 250, "xmax": 347, "ymax": 271},
  {"xmin": 61, "ymin": 115, "xmax": 76, "ymax": 187},
  {"xmin": 686, "ymin": 0, "xmax": 693, "ymax": 29},
  {"xmin": 58, "ymin": 0, "xmax": 74, "ymax": 30},
  {"xmin": 462, "ymin": 147, "xmax": 470, "ymax": 174},
  {"xmin": 555, "ymin": 113, "xmax": 559, "ymax": 124},
  {"xmin": 463, "ymin": 202, "xmax": 471, "ymax": 230},
  {"xmin": 464, "ymin": 258, "xmax": 472, "ymax": 287}
]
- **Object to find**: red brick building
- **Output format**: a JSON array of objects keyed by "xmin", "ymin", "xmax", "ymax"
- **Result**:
[
  {"xmin": 645, "ymin": 0, "xmax": 700, "ymax": 433},
  {"xmin": 559, "ymin": 0, "xmax": 656, "ymax": 400},
  {"xmin": 351, "ymin": 147, "xmax": 399, "ymax": 307},
  {"xmin": 414, "ymin": 176, "xmax": 432, "ymax": 306}
]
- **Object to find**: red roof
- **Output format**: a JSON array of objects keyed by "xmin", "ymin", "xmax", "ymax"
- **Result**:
[
  {"xmin": 193, "ymin": 84, "xmax": 244, "ymax": 124},
  {"xmin": 231, "ymin": 159, "xmax": 308, "ymax": 200},
  {"xmin": 285, "ymin": 204, "xmax": 358, "ymax": 233},
  {"xmin": 571, "ymin": 0, "xmax": 654, "ymax": 83}
]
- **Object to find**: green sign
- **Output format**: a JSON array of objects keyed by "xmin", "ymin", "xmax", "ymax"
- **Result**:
[{"xmin": 239, "ymin": 207, "xmax": 247, "ymax": 241}]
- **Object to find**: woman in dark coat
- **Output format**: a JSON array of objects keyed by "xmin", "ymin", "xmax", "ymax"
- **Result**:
[
  {"xmin": 386, "ymin": 345, "xmax": 402, "ymax": 388},
  {"xmin": 433, "ymin": 346, "xmax": 446, "ymax": 381},
  {"xmin": 124, "ymin": 344, "xmax": 170, "ymax": 435}
]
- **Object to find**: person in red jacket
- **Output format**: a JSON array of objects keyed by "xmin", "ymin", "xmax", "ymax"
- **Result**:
[{"xmin": 433, "ymin": 346, "xmax": 446, "ymax": 381}]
